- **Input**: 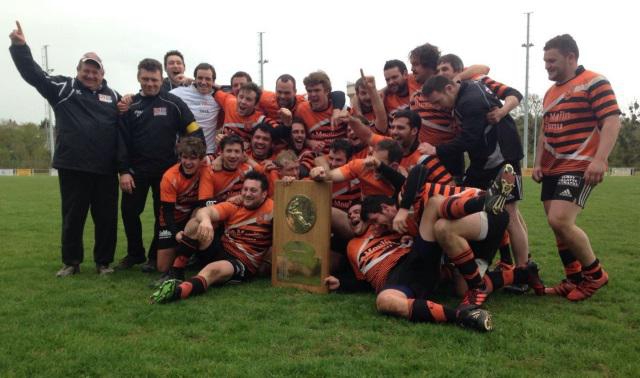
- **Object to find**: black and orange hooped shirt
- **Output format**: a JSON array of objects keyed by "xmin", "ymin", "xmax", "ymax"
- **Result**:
[{"xmin": 541, "ymin": 66, "xmax": 621, "ymax": 176}]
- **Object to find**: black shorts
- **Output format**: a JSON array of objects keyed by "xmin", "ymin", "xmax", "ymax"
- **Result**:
[
  {"xmin": 201, "ymin": 236, "xmax": 251, "ymax": 283},
  {"xmin": 157, "ymin": 220, "xmax": 188, "ymax": 250},
  {"xmin": 464, "ymin": 161, "xmax": 523, "ymax": 203},
  {"xmin": 381, "ymin": 236, "xmax": 442, "ymax": 299},
  {"xmin": 541, "ymin": 173, "xmax": 593, "ymax": 208},
  {"xmin": 468, "ymin": 211, "xmax": 509, "ymax": 264}
]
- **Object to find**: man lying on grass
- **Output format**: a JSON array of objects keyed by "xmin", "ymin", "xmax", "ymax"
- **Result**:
[
  {"xmin": 150, "ymin": 171, "xmax": 273, "ymax": 303},
  {"xmin": 324, "ymin": 164, "xmax": 542, "ymax": 332}
]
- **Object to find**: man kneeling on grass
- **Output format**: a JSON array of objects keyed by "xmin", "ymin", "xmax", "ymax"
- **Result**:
[{"xmin": 150, "ymin": 171, "xmax": 273, "ymax": 303}]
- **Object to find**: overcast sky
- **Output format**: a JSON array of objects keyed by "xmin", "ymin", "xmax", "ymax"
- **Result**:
[{"xmin": 2, "ymin": 0, "xmax": 638, "ymax": 124}]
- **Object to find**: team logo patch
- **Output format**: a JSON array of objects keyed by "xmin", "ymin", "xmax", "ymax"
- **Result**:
[
  {"xmin": 153, "ymin": 107, "xmax": 167, "ymax": 116},
  {"xmin": 98, "ymin": 94, "xmax": 112, "ymax": 103},
  {"xmin": 134, "ymin": 110, "xmax": 143, "ymax": 117},
  {"xmin": 558, "ymin": 175, "xmax": 580, "ymax": 188}
]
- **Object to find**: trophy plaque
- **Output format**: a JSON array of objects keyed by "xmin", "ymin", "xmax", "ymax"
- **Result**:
[{"xmin": 272, "ymin": 180, "xmax": 331, "ymax": 293}]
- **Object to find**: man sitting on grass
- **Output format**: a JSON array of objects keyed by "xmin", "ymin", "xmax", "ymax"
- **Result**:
[{"xmin": 150, "ymin": 171, "xmax": 273, "ymax": 303}]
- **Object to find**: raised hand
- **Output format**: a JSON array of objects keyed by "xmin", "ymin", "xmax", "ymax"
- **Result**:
[{"xmin": 9, "ymin": 21, "xmax": 26, "ymax": 45}]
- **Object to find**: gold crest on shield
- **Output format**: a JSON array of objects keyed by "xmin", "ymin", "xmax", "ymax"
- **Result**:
[{"xmin": 285, "ymin": 195, "xmax": 316, "ymax": 234}]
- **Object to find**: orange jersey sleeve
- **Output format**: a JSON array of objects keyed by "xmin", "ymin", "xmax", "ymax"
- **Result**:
[
  {"xmin": 197, "ymin": 164, "xmax": 214, "ymax": 200},
  {"xmin": 339, "ymin": 159, "xmax": 395, "ymax": 197}
]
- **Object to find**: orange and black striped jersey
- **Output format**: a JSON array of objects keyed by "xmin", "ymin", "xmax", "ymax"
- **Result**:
[
  {"xmin": 347, "ymin": 229, "xmax": 411, "ymax": 292},
  {"xmin": 160, "ymin": 163, "xmax": 214, "ymax": 225},
  {"xmin": 211, "ymin": 163, "xmax": 253, "ymax": 204},
  {"xmin": 258, "ymin": 91, "xmax": 307, "ymax": 121},
  {"xmin": 213, "ymin": 198, "xmax": 274, "ymax": 274},
  {"xmin": 541, "ymin": 66, "xmax": 621, "ymax": 175},
  {"xmin": 332, "ymin": 178, "xmax": 362, "ymax": 212},
  {"xmin": 472, "ymin": 75, "xmax": 523, "ymax": 102},
  {"xmin": 338, "ymin": 158, "xmax": 395, "ymax": 197},
  {"xmin": 412, "ymin": 154, "xmax": 453, "ymax": 184},
  {"xmin": 295, "ymin": 101, "xmax": 347, "ymax": 154},
  {"xmin": 410, "ymin": 92, "xmax": 456, "ymax": 145},
  {"xmin": 214, "ymin": 90, "xmax": 278, "ymax": 144},
  {"xmin": 382, "ymin": 75, "xmax": 421, "ymax": 121},
  {"xmin": 294, "ymin": 148, "xmax": 316, "ymax": 175},
  {"xmin": 408, "ymin": 182, "xmax": 472, "ymax": 221}
]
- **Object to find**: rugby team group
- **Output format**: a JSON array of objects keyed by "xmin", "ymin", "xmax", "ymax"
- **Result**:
[{"xmin": 9, "ymin": 20, "xmax": 621, "ymax": 332}]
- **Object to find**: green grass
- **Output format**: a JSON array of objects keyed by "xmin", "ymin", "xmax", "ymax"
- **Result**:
[{"xmin": 0, "ymin": 176, "xmax": 639, "ymax": 377}]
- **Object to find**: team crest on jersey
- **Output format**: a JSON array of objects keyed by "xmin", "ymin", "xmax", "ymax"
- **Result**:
[
  {"xmin": 153, "ymin": 107, "xmax": 167, "ymax": 116},
  {"xmin": 98, "ymin": 94, "xmax": 113, "ymax": 103},
  {"xmin": 134, "ymin": 110, "xmax": 143, "ymax": 117}
]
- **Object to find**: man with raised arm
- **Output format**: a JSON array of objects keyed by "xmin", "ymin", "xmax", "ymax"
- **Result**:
[{"xmin": 9, "ymin": 21, "xmax": 120, "ymax": 276}]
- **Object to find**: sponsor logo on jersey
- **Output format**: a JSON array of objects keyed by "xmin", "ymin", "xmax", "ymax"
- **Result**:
[
  {"xmin": 98, "ymin": 94, "xmax": 113, "ymax": 103},
  {"xmin": 153, "ymin": 107, "xmax": 167, "ymax": 116},
  {"xmin": 134, "ymin": 110, "xmax": 143, "ymax": 118}
]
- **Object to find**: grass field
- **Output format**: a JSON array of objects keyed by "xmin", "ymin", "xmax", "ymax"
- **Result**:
[{"xmin": 0, "ymin": 176, "xmax": 639, "ymax": 377}]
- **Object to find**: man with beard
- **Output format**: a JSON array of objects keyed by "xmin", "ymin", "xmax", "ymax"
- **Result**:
[
  {"xmin": 150, "ymin": 171, "xmax": 273, "ymax": 304},
  {"xmin": 352, "ymin": 70, "xmax": 388, "ymax": 135},
  {"xmin": 382, "ymin": 59, "xmax": 420, "ymax": 121},
  {"xmin": 289, "ymin": 118, "xmax": 315, "ymax": 177},
  {"xmin": 170, "ymin": 63, "xmax": 221, "ymax": 154},
  {"xmin": 247, "ymin": 123, "xmax": 277, "ymax": 164},
  {"xmin": 161, "ymin": 50, "xmax": 192, "ymax": 92},
  {"xmin": 116, "ymin": 58, "xmax": 204, "ymax": 272}
]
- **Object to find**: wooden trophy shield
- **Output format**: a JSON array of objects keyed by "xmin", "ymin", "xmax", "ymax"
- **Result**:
[{"xmin": 272, "ymin": 180, "xmax": 331, "ymax": 293}]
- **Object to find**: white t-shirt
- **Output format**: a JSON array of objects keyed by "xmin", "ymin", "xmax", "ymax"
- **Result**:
[{"xmin": 170, "ymin": 85, "xmax": 221, "ymax": 154}]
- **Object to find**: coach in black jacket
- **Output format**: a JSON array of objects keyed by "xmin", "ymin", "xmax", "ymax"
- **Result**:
[
  {"xmin": 420, "ymin": 76, "xmax": 523, "ymax": 186},
  {"xmin": 9, "ymin": 21, "xmax": 120, "ymax": 277},
  {"xmin": 116, "ymin": 58, "xmax": 204, "ymax": 271}
]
